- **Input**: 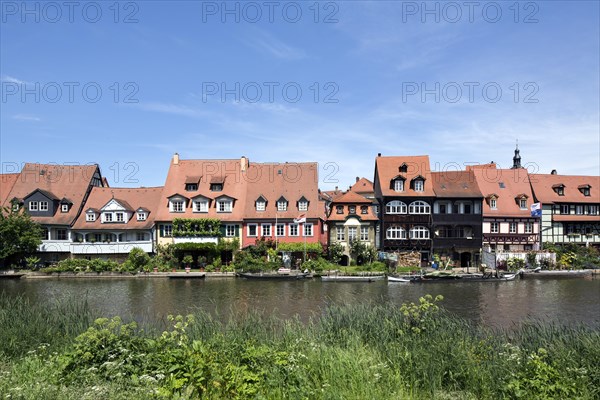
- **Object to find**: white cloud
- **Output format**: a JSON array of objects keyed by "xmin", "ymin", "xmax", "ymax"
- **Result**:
[{"xmin": 12, "ymin": 114, "xmax": 41, "ymax": 122}]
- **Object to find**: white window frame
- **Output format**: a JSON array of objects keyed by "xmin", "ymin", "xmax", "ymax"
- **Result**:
[
  {"xmin": 225, "ymin": 225, "xmax": 236, "ymax": 237},
  {"xmin": 360, "ymin": 226, "xmax": 369, "ymax": 241},
  {"xmin": 61, "ymin": 204, "xmax": 69, "ymax": 212},
  {"xmin": 413, "ymin": 179, "xmax": 424, "ymax": 192},
  {"xmin": 164, "ymin": 225, "xmax": 173, "ymax": 237},
  {"xmin": 509, "ymin": 222, "xmax": 517, "ymax": 234},
  {"xmin": 490, "ymin": 222, "xmax": 499, "ymax": 233},
  {"xmin": 86, "ymin": 213, "xmax": 96, "ymax": 222},
  {"xmin": 394, "ymin": 179, "xmax": 404, "ymax": 192},
  {"xmin": 277, "ymin": 201, "xmax": 287, "ymax": 211},
  {"xmin": 303, "ymin": 223, "xmax": 313, "ymax": 237},
  {"xmin": 409, "ymin": 201, "xmax": 430, "ymax": 215},
  {"xmin": 575, "ymin": 205, "xmax": 583, "ymax": 215},
  {"xmin": 289, "ymin": 223, "xmax": 299, "ymax": 236},
  {"xmin": 490, "ymin": 199, "xmax": 497, "ymax": 210},
  {"xmin": 137, "ymin": 212, "xmax": 146, "ymax": 221},
  {"xmin": 386, "ymin": 200, "xmax": 407, "ymax": 214},
  {"xmin": 116, "ymin": 212, "xmax": 124, "ymax": 222},
  {"xmin": 38, "ymin": 201, "xmax": 48, "ymax": 211},
  {"xmin": 247, "ymin": 224, "xmax": 258, "ymax": 237},
  {"xmin": 409, "ymin": 225, "xmax": 429, "ymax": 239},
  {"xmin": 519, "ymin": 199, "xmax": 527, "ymax": 210},
  {"xmin": 276, "ymin": 223, "xmax": 286, "ymax": 237},
  {"xmin": 193, "ymin": 200, "xmax": 209, "ymax": 213},
  {"xmin": 256, "ymin": 201, "xmax": 266, "ymax": 211},
  {"xmin": 170, "ymin": 200, "xmax": 185, "ymax": 213},
  {"xmin": 336, "ymin": 227, "xmax": 345, "ymax": 241},
  {"xmin": 348, "ymin": 227, "xmax": 357, "ymax": 241},
  {"xmin": 261, "ymin": 224, "xmax": 272, "ymax": 237},
  {"xmin": 386, "ymin": 226, "xmax": 406, "ymax": 240},
  {"xmin": 104, "ymin": 213, "xmax": 113, "ymax": 222},
  {"xmin": 136, "ymin": 232, "xmax": 147, "ymax": 241},
  {"xmin": 217, "ymin": 199, "xmax": 232, "ymax": 213},
  {"xmin": 525, "ymin": 222, "xmax": 533, "ymax": 234},
  {"xmin": 29, "ymin": 201, "xmax": 38, "ymax": 211},
  {"xmin": 298, "ymin": 201, "xmax": 308, "ymax": 211}
]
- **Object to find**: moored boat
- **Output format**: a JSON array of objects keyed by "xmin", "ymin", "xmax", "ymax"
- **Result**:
[
  {"xmin": 168, "ymin": 272, "xmax": 206, "ymax": 279},
  {"xmin": 237, "ymin": 272, "xmax": 311, "ymax": 280},
  {"xmin": 387, "ymin": 276, "xmax": 411, "ymax": 283},
  {"xmin": 321, "ymin": 275, "xmax": 385, "ymax": 282}
]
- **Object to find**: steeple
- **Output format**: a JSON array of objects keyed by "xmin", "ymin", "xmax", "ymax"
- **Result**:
[{"xmin": 511, "ymin": 140, "xmax": 522, "ymax": 169}]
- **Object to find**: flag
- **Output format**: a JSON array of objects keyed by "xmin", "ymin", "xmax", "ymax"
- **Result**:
[
  {"xmin": 530, "ymin": 202, "xmax": 542, "ymax": 217},
  {"xmin": 294, "ymin": 214, "xmax": 306, "ymax": 224}
]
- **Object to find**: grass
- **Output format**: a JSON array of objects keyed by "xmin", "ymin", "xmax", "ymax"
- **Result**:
[{"xmin": 0, "ymin": 294, "xmax": 598, "ymax": 399}]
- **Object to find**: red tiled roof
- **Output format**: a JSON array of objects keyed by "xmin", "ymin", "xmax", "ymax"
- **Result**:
[
  {"xmin": 374, "ymin": 155, "xmax": 435, "ymax": 197},
  {"xmin": 471, "ymin": 167, "xmax": 534, "ymax": 217},
  {"xmin": 552, "ymin": 215, "xmax": 600, "ymax": 222},
  {"xmin": 72, "ymin": 187, "xmax": 163, "ymax": 230},
  {"xmin": 4, "ymin": 163, "xmax": 100, "ymax": 225},
  {"xmin": 331, "ymin": 191, "xmax": 372, "ymax": 204},
  {"xmin": 530, "ymin": 174, "xmax": 600, "ymax": 204},
  {"xmin": 0, "ymin": 173, "xmax": 19, "ymax": 207},
  {"xmin": 431, "ymin": 171, "xmax": 483, "ymax": 198},
  {"xmin": 349, "ymin": 177, "xmax": 374, "ymax": 194}
]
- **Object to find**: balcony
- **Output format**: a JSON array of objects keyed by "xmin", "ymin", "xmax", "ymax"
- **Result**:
[
  {"xmin": 38, "ymin": 241, "xmax": 70, "ymax": 253},
  {"xmin": 383, "ymin": 214, "xmax": 431, "ymax": 224},
  {"xmin": 383, "ymin": 238, "xmax": 431, "ymax": 250},
  {"xmin": 432, "ymin": 214, "xmax": 482, "ymax": 224},
  {"xmin": 71, "ymin": 241, "xmax": 153, "ymax": 254}
]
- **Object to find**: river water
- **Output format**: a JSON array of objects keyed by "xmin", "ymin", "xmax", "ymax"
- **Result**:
[{"xmin": 1, "ymin": 276, "xmax": 599, "ymax": 329}]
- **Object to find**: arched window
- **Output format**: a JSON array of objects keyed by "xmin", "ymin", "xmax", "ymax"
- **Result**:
[
  {"xmin": 386, "ymin": 200, "xmax": 407, "ymax": 214},
  {"xmin": 409, "ymin": 226, "xmax": 429, "ymax": 239},
  {"xmin": 386, "ymin": 226, "xmax": 406, "ymax": 239},
  {"xmin": 409, "ymin": 201, "xmax": 430, "ymax": 214}
]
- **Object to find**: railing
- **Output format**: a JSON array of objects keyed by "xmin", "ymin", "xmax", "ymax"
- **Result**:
[
  {"xmin": 70, "ymin": 241, "xmax": 153, "ymax": 254},
  {"xmin": 38, "ymin": 241, "xmax": 70, "ymax": 252}
]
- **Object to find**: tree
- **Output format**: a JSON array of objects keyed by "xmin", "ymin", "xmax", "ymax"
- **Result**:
[
  {"xmin": 327, "ymin": 242, "xmax": 344, "ymax": 265},
  {"xmin": 0, "ymin": 207, "xmax": 42, "ymax": 268},
  {"xmin": 350, "ymin": 240, "xmax": 377, "ymax": 265}
]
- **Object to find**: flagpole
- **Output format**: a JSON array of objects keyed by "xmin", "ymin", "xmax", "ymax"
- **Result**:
[{"xmin": 303, "ymin": 220, "xmax": 307, "ymax": 263}]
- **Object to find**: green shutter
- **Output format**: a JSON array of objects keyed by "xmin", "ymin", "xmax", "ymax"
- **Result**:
[
  {"xmin": 235, "ymin": 225, "xmax": 240, "ymax": 237},
  {"xmin": 159, "ymin": 225, "xmax": 164, "ymax": 237},
  {"xmin": 220, "ymin": 225, "xmax": 226, "ymax": 236}
]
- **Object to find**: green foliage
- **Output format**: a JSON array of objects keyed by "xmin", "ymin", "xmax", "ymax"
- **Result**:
[
  {"xmin": 302, "ymin": 257, "xmax": 335, "ymax": 273},
  {"xmin": 327, "ymin": 242, "xmax": 344, "ymax": 264},
  {"xmin": 25, "ymin": 255, "xmax": 41, "ymax": 269},
  {"xmin": 172, "ymin": 218, "xmax": 222, "ymax": 238},
  {"xmin": 349, "ymin": 240, "xmax": 377, "ymax": 265},
  {"xmin": 126, "ymin": 247, "xmax": 151, "ymax": 272},
  {"xmin": 0, "ymin": 206, "xmax": 42, "ymax": 267},
  {"xmin": 218, "ymin": 237, "xmax": 240, "ymax": 252},
  {"xmin": 173, "ymin": 242, "xmax": 218, "ymax": 253},
  {"xmin": 182, "ymin": 255, "xmax": 194, "ymax": 267},
  {"xmin": 41, "ymin": 258, "xmax": 122, "ymax": 273},
  {"xmin": 399, "ymin": 294, "xmax": 444, "ymax": 335},
  {"xmin": 277, "ymin": 241, "xmax": 323, "ymax": 255},
  {"xmin": 507, "ymin": 257, "xmax": 526, "ymax": 271},
  {"xmin": 363, "ymin": 260, "xmax": 386, "ymax": 272},
  {"xmin": 543, "ymin": 242, "xmax": 599, "ymax": 269}
]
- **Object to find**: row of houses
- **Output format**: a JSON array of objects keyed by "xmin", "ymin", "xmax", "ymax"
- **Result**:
[{"xmin": 1, "ymin": 148, "xmax": 598, "ymax": 267}]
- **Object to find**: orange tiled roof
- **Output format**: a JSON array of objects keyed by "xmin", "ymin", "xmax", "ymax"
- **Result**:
[
  {"xmin": 0, "ymin": 173, "xmax": 20, "ymax": 207},
  {"xmin": 530, "ymin": 174, "xmax": 600, "ymax": 204},
  {"xmin": 431, "ymin": 171, "xmax": 483, "ymax": 198},
  {"xmin": 349, "ymin": 177, "xmax": 374, "ymax": 194},
  {"xmin": 72, "ymin": 187, "xmax": 163, "ymax": 230},
  {"xmin": 374, "ymin": 155, "xmax": 435, "ymax": 197},
  {"xmin": 4, "ymin": 163, "xmax": 100, "ymax": 225},
  {"xmin": 471, "ymin": 167, "xmax": 534, "ymax": 217}
]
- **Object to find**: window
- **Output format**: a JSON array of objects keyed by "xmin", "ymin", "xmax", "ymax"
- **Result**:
[
  {"xmin": 40, "ymin": 228, "xmax": 49, "ymax": 240},
  {"xmin": 248, "ymin": 224, "xmax": 258, "ymax": 237},
  {"xmin": 348, "ymin": 206, "xmax": 356, "ymax": 214},
  {"xmin": 137, "ymin": 212, "xmax": 146, "ymax": 221},
  {"xmin": 525, "ymin": 222, "xmax": 533, "ymax": 234},
  {"xmin": 86, "ymin": 213, "xmax": 96, "ymax": 222},
  {"xmin": 409, "ymin": 201, "xmax": 430, "ymax": 214},
  {"xmin": 29, "ymin": 201, "xmax": 38, "ymax": 211},
  {"xmin": 56, "ymin": 229, "xmax": 68, "ymax": 241},
  {"xmin": 164, "ymin": 225, "xmax": 173, "ymax": 237},
  {"xmin": 519, "ymin": 199, "xmax": 527, "ymax": 209},
  {"xmin": 304, "ymin": 223, "xmax": 313, "ymax": 237},
  {"xmin": 490, "ymin": 222, "xmax": 499, "ymax": 233},
  {"xmin": 409, "ymin": 226, "xmax": 429, "ymax": 239},
  {"xmin": 277, "ymin": 201, "xmax": 287, "ymax": 211},
  {"xmin": 386, "ymin": 226, "xmax": 406, "ymax": 239},
  {"xmin": 576, "ymin": 205, "xmax": 583, "ymax": 215},
  {"xmin": 509, "ymin": 222, "xmax": 517, "ymax": 234},
  {"xmin": 348, "ymin": 227, "xmax": 357, "ymax": 241},
  {"xmin": 336, "ymin": 205, "xmax": 344, "ymax": 214},
  {"xmin": 490, "ymin": 199, "xmax": 497, "ymax": 210},
  {"xmin": 105, "ymin": 213, "xmax": 113, "ymax": 222},
  {"xmin": 463, "ymin": 204, "xmax": 472, "ymax": 214},
  {"xmin": 560, "ymin": 205, "xmax": 569, "ymax": 214},
  {"xmin": 38, "ymin": 202, "xmax": 47, "ymax": 211},
  {"xmin": 555, "ymin": 186, "xmax": 564, "ymax": 196},
  {"xmin": 261, "ymin": 224, "xmax": 272, "ymax": 236},
  {"xmin": 437, "ymin": 226, "xmax": 453, "ymax": 238},
  {"xmin": 194, "ymin": 200, "xmax": 208, "ymax": 213},
  {"xmin": 289, "ymin": 224, "xmax": 299, "ymax": 236},
  {"xmin": 116, "ymin": 212, "xmax": 124, "ymax": 222},
  {"xmin": 373, "ymin": 205, "xmax": 379, "ymax": 215},
  {"xmin": 336, "ymin": 227, "xmax": 345, "ymax": 241},
  {"xmin": 413, "ymin": 179, "xmax": 424, "ymax": 192},
  {"xmin": 61, "ymin": 204, "xmax": 69, "ymax": 213},
  {"xmin": 136, "ymin": 232, "xmax": 147, "ymax": 241},
  {"xmin": 171, "ymin": 200, "xmax": 184, "ymax": 213},
  {"xmin": 276, "ymin": 224, "xmax": 285, "ymax": 237},
  {"xmin": 589, "ymin": 205, "xmax": 599, "ymax": 215},
  {"xmin": 226, "ymin": 225, "xmax": 236, "ymax": 237},
  {"xmin": 217, "ymin": 199, "xmax": 232, "ymax": 213},
  {"xmin": 360, "ymin": 206, "xmax": 368, "ymax": 214},
  {"xmin": 210, "ymin": 183, "xmax": 223, "ymax": 191},
  {"xmin": 386, "ymin": 201, "xmax": 407, "ymax": 214},
  {"xmin": 438, "ymin": 203, "xmax": 447, "ymax": 214},
  {"xmin": 360, "ymin": 226, "xmax": 369, "ymax": 241},
  {"xmin": 298, "ymin": 201, "xmax": 308, "ymax": 211},
  {"xmin": 394, "ymin": 179, "xmax": 404, "ymax": 192},
  {"xmin": 256, "ymin": 201, "xmax": 266, "ymax": 211},
  {"xmin": 582, "ymin": 188, "xmax": 590, "ymax": 196},
  {"xmin": 185, "ymin": 183, "xmax": 198, "ymax": 191}
]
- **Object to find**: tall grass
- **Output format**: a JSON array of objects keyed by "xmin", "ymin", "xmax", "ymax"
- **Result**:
[{"xmin": 1, "ymin": 295, "xmax": 598, "ymax": 399}]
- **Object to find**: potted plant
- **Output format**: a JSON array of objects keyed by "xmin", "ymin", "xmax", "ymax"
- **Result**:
[{"xmin": 183, "ymin": 255, "xmax": 194, "ymax": 273}]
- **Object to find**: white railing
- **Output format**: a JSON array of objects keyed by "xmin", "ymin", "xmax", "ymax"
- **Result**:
[
  {"xmin": 494, "ymin": 252, "xmax": 556, "ymax": 263},
  {"xmin": 38, "ymin": 241, "xmax": 71, "ymax": 252},
  {"xmin": 173, "ymin": 237, "xmax": 219, "ymax": 244}
]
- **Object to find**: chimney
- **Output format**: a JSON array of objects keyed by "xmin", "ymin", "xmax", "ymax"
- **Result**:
[
  {"xmin": 335, "ymin": 186, "xmax": 338, "ymax": 191},
  {"xmin": 551, "ymin": 169, "xmax": 557, "ymax": 175},
  {"xmin": 356, "ymin": 177, "xmax": 359, "ymax": 182},
  {"xmin": 240, "ymin": 156, "xmax": 248, "ymax": 172},
  {"xmin": 377, "ymin": 153, "xmax": 381, "ymax": 157},
  {"xmin": 173, "ymin": 153, "xmax": 179, "ymax": 165}
]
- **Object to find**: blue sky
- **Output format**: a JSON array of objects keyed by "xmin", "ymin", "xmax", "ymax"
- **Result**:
[{"xmin": 1, "ymin": 0, "xmax": 599, "ymax": 189}]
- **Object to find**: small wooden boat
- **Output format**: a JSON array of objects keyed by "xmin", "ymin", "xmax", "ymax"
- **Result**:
[
  {"xmin": 237, "ymin": 272, "xmax": 311, "ymax": 280},
  {"xmin": 321, "ymin": 275, "xmax": 385, "ymax": 282},
  {"xmin": 387, "ymin": 276, "xmax": 411, "ymax": 283},
  {"xmin": 168, "ymin": 272, "xmax": 206, "ymax": 279},
  {"xmin": 0, "ymin": 273, "xmax": 25, "ymax": 280}
]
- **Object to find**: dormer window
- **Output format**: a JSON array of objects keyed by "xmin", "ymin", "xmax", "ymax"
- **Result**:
[
  {"xmin": 61, "ymin": 204, "xmax": 69, "ymax": 213},
  {"xmin": 137, "ymin": 212, "xmax": 147, "ymax": 221},
  {"xmin": 170, "ymin": 200, "xmax": 185, "ymax": 213},
  {"xmin": 29, "ymin": 201, "xmax": 38, "ymax": 211},
  {"xmin": 277, "ymin": 197, "xmax": 288, "ymax": 211},
  {"xmin": 86, "ymin": 213, "xmax": 96, "ymax": 222},
  {"xmin": 394, "ymin": 180, "xmax": 404, "ymax": 192},
  {"xmin": 298, "ymin": 201, "xmax": 308, "ymax": 211},
  {"xmin": 336, "ymin": 205, "xmax": 344, "ymax": 214},
  {"xmin": 105, "ymin": 213, "xmax": 113, "ymax": 222},
  {"xmin": 553, "ymin": 184, "xmax": 565, "ymax": 196},
  {"xmin": 193, "ymin": 200, "xmax": 209, "ymax": 213},
  {"xmin": 519, "ymin": 199, "xmax": 527, "ymax": 209},
  {"xmin": 399, "ymin": 163, "xmax": 408, "ymax": 173},
  {"xmin": 349, "ymin": 206, "xmax": 356, "ymax": 214},
  {"xmin": 185, "ymin": 183, "xmax": 198, "ymax": 191},
  {"xmin": 256, "ymin": 201, "xmax": 266, "ymax": 211},
  {"xmin": 361, "ymin": 205, "xmax": 368, "ymax": 214},
  {"xmin": 217, "ymin": 198, "xmax": 232, "ymax": 213},
  {"xmin": 490, "ymin": 199, "xmax": 497, "ymax": 209},
  {"xmin": 39, "ymin": 201, "xmax": 48, "ymax": 211},
  {"xmin": 210, "ymin": 183, "xmax": 223, "ymax": 191},
  {"xmin": 414, "ymin": 179, "xmax": 424, "ymax": 192},
  {"xmin": 579, "ymin": 185, "xmax": 591, "ymax": 196},
  {"xmin": 116, "ymin": 212, "xmax": 124, "ymax": 222}
]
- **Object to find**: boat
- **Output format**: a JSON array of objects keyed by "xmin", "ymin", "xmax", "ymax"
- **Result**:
[
  {"xmin": 237, "ymin": 271, "xmax": 311, "ymax": 280},
  {"xmin": 0, "ymin": 272, "xmax": 25, "ymax": 280},
  {"xmin": 168, "ymin": 272, "xmax": 206, "ymax": 279},
  {"xmin": 321, "ymin": 275, "xmax": 385, "ymax": 282},
  {"xmin": 410, "ymin": 270, "xmax": 521, "ymax": 283},
  {"xmin": 387, "ymin": 276, "xmax": 411, "ymax": 283}
]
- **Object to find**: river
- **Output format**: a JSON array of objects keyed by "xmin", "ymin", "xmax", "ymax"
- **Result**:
[{"xmin": 1, "ymin": 276, "xmax": 599, "ymax": 329}]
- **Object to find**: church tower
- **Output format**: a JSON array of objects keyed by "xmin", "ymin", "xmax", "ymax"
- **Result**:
[{"xmin": 512, "ymin": 141, "xmax": 522, "ymax": 169}]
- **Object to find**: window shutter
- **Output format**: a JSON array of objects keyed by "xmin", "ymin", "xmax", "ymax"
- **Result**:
[
  {"xmin": 235, "ymin": 225, "xmax": 240, "ymax": 236},
  {"xmin": 159, "ymin": 225, "xmax": 164, "ymax": 237},
  {"xmin": 220, "ymin": 225, "xmax": 226, "ymax": 236}
]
